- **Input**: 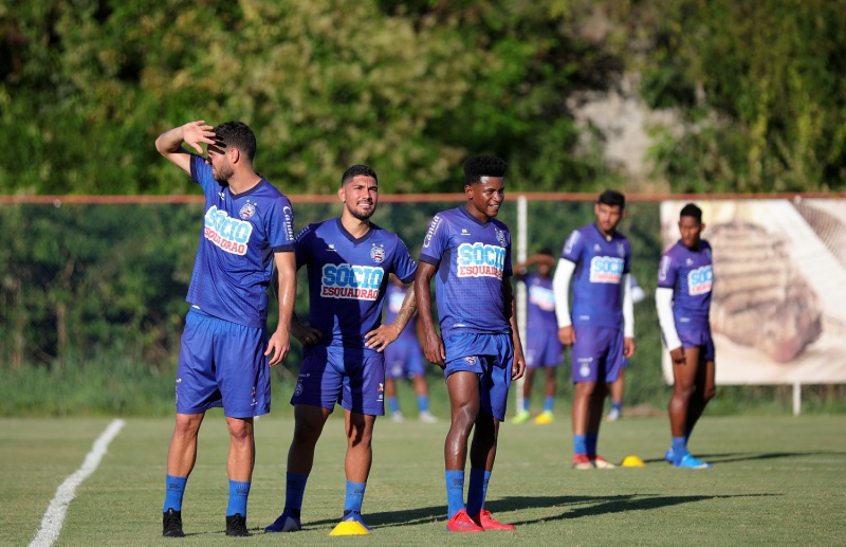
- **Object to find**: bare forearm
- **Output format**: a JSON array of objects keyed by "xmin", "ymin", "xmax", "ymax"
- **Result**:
[
  {"xmin": 390, "ymin": 284, "xmax": 418, "ymax": 334},
  {"xmin": 155, "ymin": 125, "xmax": 186, "ymax": 155}
]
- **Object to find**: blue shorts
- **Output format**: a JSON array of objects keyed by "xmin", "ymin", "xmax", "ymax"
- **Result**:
[
  {"xmin": 570, "ymin": 325, "xmax": 625, "ymax": 384},
  {"xmin": 385, "ymin": 336, "xmax": 426, "ymax": 379},
  {"xmin": 443, "ymin": 331, "xmax": 514, "ymax": 422},
  {"xmin": 291, "ymin": 345, "xmax": 386, "ymax": 416},
  {"xmin": 176, "ymin": 307, "xmax": 270, "ymax": 418},
  {"xmin": 677, "ymin": 322, "xmax": 716, "ymax": 362},
  {"xmin": 525, "ymin": 329, "xmax": 564, "ymax": 369}
]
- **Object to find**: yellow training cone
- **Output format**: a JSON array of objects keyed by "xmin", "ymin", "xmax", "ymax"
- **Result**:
[
  {"xmin": 329, "ymin": 520, "xmax": 371, "ymax": 536},
  {"xmin": 621, "ymin": 455, "xmax": 645, "ymax": 468}
]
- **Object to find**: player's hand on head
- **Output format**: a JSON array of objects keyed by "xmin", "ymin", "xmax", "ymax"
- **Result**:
[
  {"xmin": 182, "ymin": 120, "xmax": 217, "ymax": 155},
  {"xmin": 364, "ymin": 324, "xmax": 400, "ymax": 352}
]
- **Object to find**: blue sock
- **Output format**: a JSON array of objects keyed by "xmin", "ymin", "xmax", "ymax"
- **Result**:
[
  {"xmin": 344, "ymin": 480, "xmax": 367, "ymax": 514},
  {"xmin": 226, "ymin": 480, "xmax": 250, "ymax": 517},
  {"xmin": 586, "ymin": 433, "xmax": 598, "ymax": 455},
  {"xmin": 284, "ymin": 471, "xmax": 308, "ymax": 517},
  {"xmin": 445, "ymin": 470, "xmax": 465, "ymax": 518},
  {"xmin": 543, "ymin": 396, "xmax": 555, "ymax": 412},
  {"xmin": 612, "ymin": 401, "xmax": 622, "ymax": 412},
  {"xmin": 466, "ymin": 468, "xmax": 491, "ymax": 517},
  {"xmin": 162, "ymin": 474, "xmax": 187, "ymax": 512},
  {"xmin": 573, "ymin": 434, "xmax": 587, "ymax": 455},
  {"xmin": 672, "ymin": 436, "xmax": 688, "ymax": 464},
  {"xmin": 416, "ymin": 394, "xmax": 430, "ymax": 413},
  {"xmin": 522, "ymin": 397, "xmax": 530, "ymax": 412},
  {"xmin": 388, "ymin": 397, "xmax": 400, "ymax": 414}
]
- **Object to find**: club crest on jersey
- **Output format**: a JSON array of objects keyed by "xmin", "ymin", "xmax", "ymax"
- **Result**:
[
  {"xmin": 464, "ymin": 356, "xmax": 478, "ymax": 365},
  {"xmin": 617, "ymin": 242, "xmax": 626, "ymax": 257},
  {"xmin": 370, "ymin": 243, "xmax": 385, "ymax": 263},
  {"xmin": 687, "ymin": 265, "xmax": 713, "ymax": 296},
  {"xmin": 239, "ymin": 200, "xmax": 257, "ymax": 220},
  {"xmin": 204, "ymin": 205, "xmax": 253, "ymax": 256},
  {"xmin": 589, "ymin": 256, "xmax": 624, "ymax": 284},
  {"xmin": 495, "ymin": 227, "xmax": 506, "ymax": 246},
  {"xmin": 321, "ymin": 263, "xmax": 384, "ymax": 300},
  {"xmin": 456, "ymin": 242, "xmax": 505, "ymax": 279}
]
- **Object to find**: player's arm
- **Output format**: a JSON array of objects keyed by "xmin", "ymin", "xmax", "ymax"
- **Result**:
[
  {"xmin": 504, "ymin": 275, "xmax": 526, "ymax": 381},
  {"xmin": 552, "ymin": 258, "xmax": 576, "ymax": 345},
  {"xmin": 414, "ymin": 261, "xmax": 445, "ymax": 367},
  {"xmin": 655, "ymin": 287, "xmax": 684, "ymax": 364},
  {"xmin": 365, "ymin": 284, "xmax": 418, "ymax": 352},
  {"xmin": 621, "ymin": 272, "xmax": 636, "ymax": 359},
  {"xmin": 265, "ymin": 251, "xmax": 296, "ymax": 366},
  {"xmin": 154, "ymin": 120, "xmax": 217, "ymax": 174}
]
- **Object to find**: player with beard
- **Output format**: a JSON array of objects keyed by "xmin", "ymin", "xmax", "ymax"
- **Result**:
[
  {"xmin": 265, "ymin": 164, "xmax": 418, "ymax": 536},
  {"xmin": 415, "ymin": 155, "xmax": 526, "ymax": 532},
  {"xmin": 155, "ymin": 120, "xmax": 296, "ymax": 537},
  {"xmin": 553, "ymin": 190, "xmax": 635, "ymax": 470}
]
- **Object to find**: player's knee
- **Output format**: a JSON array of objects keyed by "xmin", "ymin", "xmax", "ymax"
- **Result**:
[
  {"xmin": 173, "ymin": 415, "xmax": 202, "ymax": 438},
  {"xmin": 672, "ymin": 384, "xmax": 696, "ymax": 400}
]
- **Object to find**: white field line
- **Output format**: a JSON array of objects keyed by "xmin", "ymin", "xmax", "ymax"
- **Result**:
[{"xmin": 29, "ymin": 419, "xmax": 126, "ymax": 547}]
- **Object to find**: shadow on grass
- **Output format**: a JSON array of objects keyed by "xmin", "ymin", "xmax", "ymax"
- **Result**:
[
  {"xmin": 642, "ymin": 450, "xmax": 846, "ymax": 464},
  {"xmin": 298, "ymin": 492, "xmax": 779, "ymax": 530}
]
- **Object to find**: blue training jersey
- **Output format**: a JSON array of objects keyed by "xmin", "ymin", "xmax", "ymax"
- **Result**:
[
  {"xmin": 560, "ymin": 223, "xmax": 631, "ymax": 328},
  {"xmin": 296, "ymin": 218, "xmax": 417, "ymax": 351},
  {"xmin": 525, "ymin": 273, "xmax": 558, "ymax": 332},
  {"xmin": 419, "ymin": 206, "xmax": 513, "ymax": 334},
  {"xmin": 186, "ymin": 154, "xmax": 295, "ymax": 328},
  {"xmin": 384, "ymin": 283, "xmax": 417, "ymax": 341},
  {"xmin": 657, "ymin": 240, "xmax": 713, "ymax": 325}
]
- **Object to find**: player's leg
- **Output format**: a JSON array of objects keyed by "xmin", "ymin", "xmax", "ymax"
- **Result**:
[
  {"xmin": 336, "ymin": 409, "xmax": 377, "ymax": 532},
  {"xmin": 466, "ymin": 346, "xmax": 515, "ymax": 531},
  {"xmin": 162, "ymin": 412, "xmax": 205, "ymax": 536},
  {"xmin": 407, "ymin": 347, "xmax": 436, "ymax": 422},
  {"xmin": 216, "ymin": 319, "xmax": 272, "ymax": 536},
  {"xmin": 514, "ymin": 367, "xmax": 534, "ymax": 423},
  {"xmin": 223, "ymin": 416, "xmax": 255, "ymax": 536},
  {"xmin": 533, "ymin": 364, "xmax": 557, "ymax": 424},
  {"xmin": 685, "ymin": 355, "xmax": 716, "ymax": 443},
  {"xmin": 586, "ymin": 380, "xmax": 613, "ymax": 467},
  {"xmin": 162, "ymin": 308, "xmax": 219, "ymax": 537},
  {"xmin": 607, "ymin": 368, "xmax": 625, "ymax": 421},
  {"xmin": 668, "ymin": 346, "xmax": 710, "ymax": 468},
  {"xmin": 443, "ymin": 370, "xmax": 483, "ymax": 531},
  {"xmin": 267, "ymin": 346, "xmax": 337, "ymax": 532},
  {"xmin": 571, "ymin": 380, "xmax": 596, "ymax": 468},
  {"xmin": 385, "ymin": 377, "xmax": 403, "ymax": 421}
]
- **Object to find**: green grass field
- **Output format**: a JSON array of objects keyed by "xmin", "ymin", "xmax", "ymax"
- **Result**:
[{"xmin": 4, "ymin": 414, "xmax": 846, "ymax": 546}]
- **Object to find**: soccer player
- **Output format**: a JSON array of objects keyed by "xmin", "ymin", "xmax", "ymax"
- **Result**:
[
  {"xmin": 656, "ymin": 203, "xmax": 715, "ymax": 469},
  {"xmin": 512, "ymin": 249, "xmax": 563, "ymax": 425},
  {"xmin": 155, "ymin": 120, "xmax": 296, "ymax": 537},
  {"xmin": 553, "ymin": 190, "xmax": 635, "ymax": 470},
  {"xmin": 383, "ymin": 276, "xmax": 438, "ymax": 423},
  {"xmin": 606, "ymin": 275, "xmax": 646, "ymax": 421},
  {"xmin": 265, "ymin": 164, "xmax": 418, "ymax": 536},
  {"xmin": 415, "ymin": 155, "xmax": 526, "ymax": 533}
]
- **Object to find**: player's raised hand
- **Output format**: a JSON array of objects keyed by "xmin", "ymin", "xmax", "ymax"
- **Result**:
[
  {"xmin": 421, "ymin": 329, "xmax": 446, "ymax": 368},
  {"xmin": 364, "ymin": 324, "xmax": 400, "ymax": 352},
  {"xmin": 181, "ymin": 120, "xmax": 217, "ymax": 155},
  {"xmin": 265, "ymin": 326, "xmax": 291, "ymax": 367},
  {"xmin": 624, "ymin": 337, "xmax": 636, "ymax": 359},
  {"xmin": 670, "ymin": 346, "xmax": 685, "ymax": 365},
  {"xmin": 558, "ymin": 325, "xmax": 575, "ymax": 345}
]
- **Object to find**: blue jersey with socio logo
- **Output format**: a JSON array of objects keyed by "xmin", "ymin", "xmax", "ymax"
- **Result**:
[
  {"xmin": 560, "ymin": 223, "xmax": 631, "ymax": 328},
  {"xmin": 419, "ymin": 206, "xmax": 513, "ymax": 334},
  {"xmin": 186, "ymin": 154, "xmax": 295, "ymax": 328},
  {"xmin": 657, "ymin": 240, "xmax": 713, "ymax": 323},
  {"xmin": 383, "ymin": 283, "xmax": 417, "ymax": 341},
  {"xmin": 525, "ymin": 274, "xmax": 558, "ymax": 332},
  {"xmin": 296, "ymin": 218, "xmax": 417, "ymax": 350}
]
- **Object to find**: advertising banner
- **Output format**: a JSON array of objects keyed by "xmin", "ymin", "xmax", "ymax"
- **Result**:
[{"xmin": 660, "ymin": 198, "xmax": 846, "ymax": 384}]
